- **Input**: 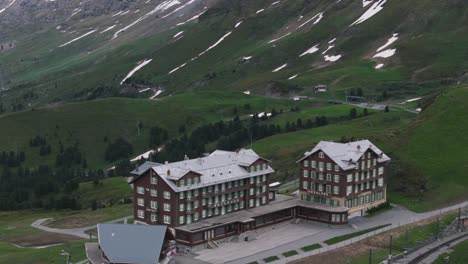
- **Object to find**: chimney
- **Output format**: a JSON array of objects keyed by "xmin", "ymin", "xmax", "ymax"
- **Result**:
[
  {"xmin": 184, "ymin": 154, "xmax": 189, "ymax": 160},
  {"xmin": 167, "ymin": 169, "xmax": 170, "ymax": 176},
  {"xmin": 165, "ymin": 161, "xmax": 169, "ymax": 165},
  {"xmin": 357, "ymin": 145, "xmax": 361, "ymax": 150}
]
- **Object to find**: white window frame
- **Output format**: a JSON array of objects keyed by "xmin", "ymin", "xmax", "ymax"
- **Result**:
[
  {"xmin": 164, "ymin": 203, "xmax": 171, "ymax": 212},
  {"xmin": 151, "ymin": 176, "xmax": 157, "ymax": 185},
  {"xmin": 334, "ymin": 175, "xmax": 340, "ymax": 183},
  {"xmin": 164, "ymin": 191, "xmax": 171, "ymax": 200},
  {"xmin": 150, "ymin": 189, "xmax": 157, "ymax": 197},
  {"xmin": 164, "ymin": 215, "xmax": 171, "ymax": 225},
  {"xmin": 137, "ymin": 186, "xmax": 145, "ymax": 195},
  {"xmin": 150, "ymin": 200, "xmax": 157, "ymax": 209},
  {"xmin": 137, "ymin": 210, "xmax": 144, "ymax": 219},
  {"xmin": 151, "ymin": 213, "xmax": 157, "ymax": 222},
  {"xmin": 137, "ymin": 198, "xmax": 145, "ymax": 207}
]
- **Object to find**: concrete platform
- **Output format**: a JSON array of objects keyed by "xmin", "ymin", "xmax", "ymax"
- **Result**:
[{"xmin": 194, "ymin": 221, "xmax": 325, "ymax": 264}]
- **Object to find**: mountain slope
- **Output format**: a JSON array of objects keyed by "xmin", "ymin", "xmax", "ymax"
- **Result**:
[{"xmin": 0, "ymin": 0, "xmax": 467, "ymax": 109}]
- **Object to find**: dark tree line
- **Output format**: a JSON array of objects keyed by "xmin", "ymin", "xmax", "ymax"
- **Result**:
[{"xmin": 150, "ymin": 108, "xmax": 356, "ymax": 163}]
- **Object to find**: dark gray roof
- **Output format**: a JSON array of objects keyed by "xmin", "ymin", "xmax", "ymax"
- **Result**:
[
  {"xmin": 131, "ymin": 161, "xmax": 163, "ymax": 176},
  {"xmin": 98, "ymin": 223, "xmax": 167, "ymax": 264}
]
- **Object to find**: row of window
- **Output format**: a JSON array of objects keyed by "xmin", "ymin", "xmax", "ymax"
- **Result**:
[
  {"xmin": 301, "ymin": 194, "xmax": 341, "ymax": 207},
  {"xmin": 177, "ymin": 175, "xmax": 267, "ymax": 200},
  {"xmin": 136, "ymin": 187, "xmax": 171, "ymax": 199},
  {"xmin": 344, "ymin": 191, "xmax": 384, "ymax": 208},
  {"xmin": 178, "ymin": 176, "xmax": 200, "ymax": 187},
  {"xmin": 249, "ymin": 163, "xmax": 268, "ymax": 173},
  {"xmin": 303, "ymin": 170, "xmax": 340, "ymax": 183},
  {"xmin": 137, "ymin": 210, "xmax": 172, "ymax": 225},
  {"xmin": 346, "ymin": 179, "xmax": 384, "ymax": 195},
  {"xmin": 302, "ymin": 181, "xmax": 340, "ymax": 195},
  {"xmin": 303, "ymin": 159, "xmax": 340, "ymax": 172},
  {"xmin": 346, "ymin": 167, "xmax": 384, "ymax": 182}
]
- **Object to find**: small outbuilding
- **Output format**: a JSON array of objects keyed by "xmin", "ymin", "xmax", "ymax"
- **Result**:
[{"xmin": 85, "ymin": 223, "xmax": 176, "ymax": 264}]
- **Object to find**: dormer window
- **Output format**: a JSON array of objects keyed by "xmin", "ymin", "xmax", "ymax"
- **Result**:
[
  {"xmin": 319, "ymin": 152, "xmax": 324, "ymax": 158},
  {"xmin": 256, "ymin": 165, "xmax": 261, "ymax": 171},
  {"xmin": 304, "ymin": 160, "xmax": 309, "ymax": 167},
  {"xmin": 180, "ymin": 179, "xmax": 185, "ymax": 186}
]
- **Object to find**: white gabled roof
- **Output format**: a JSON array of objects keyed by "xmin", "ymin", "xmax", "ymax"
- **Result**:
[
  {"xmin": 132, "ymin": 149, "xmax": 274, "ymax": 192},
  {"xmin": 298, "ymin": 140, "xmax": 390, "ymax": 171}
]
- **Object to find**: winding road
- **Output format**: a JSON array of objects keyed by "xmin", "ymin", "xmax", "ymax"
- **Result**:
[{"xmin": 31, "ymin": 215, "xmax": 132, "ymax": 239}]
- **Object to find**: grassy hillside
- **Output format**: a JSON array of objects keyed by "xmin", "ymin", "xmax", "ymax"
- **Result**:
[
  {"xmin": 0, "ymin": 92, "xmax": 317, "ymax": 168},
  {"xmin": 252, "ymin": 86, "xmax": 468, "ymax": 211},
  {"xmin": 73, "ymin": 177, "xmax": 132, "ymax": 208},
  {"xmin": 388, "ymin": 86, "xmax": 468, "ymax": 211},
  {"xmin": 1, "ymin": 0, "xmax": 467, "ymax": 108},
  {"xmin": 253, "ymin": 110, "xmax": 415, "ymax": 181}
]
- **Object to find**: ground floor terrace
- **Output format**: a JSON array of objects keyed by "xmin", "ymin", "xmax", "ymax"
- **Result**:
[{"xmin": 174, "ymin": 194, "xmax": 348, "ymax": 247}]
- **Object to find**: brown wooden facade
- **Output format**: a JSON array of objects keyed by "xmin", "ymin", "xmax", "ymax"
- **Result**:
[
  {"xmin": 132, "ymin": 158, "xmax": 272, "ymax": 228},
  {"xmin": 299, "ymin": 147, "xmax": 389, "ymax": 215}
]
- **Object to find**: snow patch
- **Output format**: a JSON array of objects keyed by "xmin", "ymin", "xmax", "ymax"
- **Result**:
[
  {"xmin": 350, "ymin": 0, "xmax": 386, "ymax": 26},
  {"xmin": 59, "ymin": 29, "xmax": 97, "ymax": 47},
  {"xmin": 243, "ymin": 90, "xmax": 251, "ymax": 95},
  {"xmin": 300, "ymin": 44, "xmax": 319, "ymax": 57},
  {"xmin": 0, "ymin": 0, "xmax": 17, "ymax": 15},
  {"xmin": 235, "ymin": 21, "xmax": 243, "ymax": 28},
  {"xmin": 322, "ymin": 45, "xmax": 335, "ymax": 55},
  {"xmin": 139, "ymin": 88, "xmax": 152, "ymax": 93},
  {"xmin": 100, "ymin": 25, "xmax": 117, "ymax": 34},
  {"xmin": 362, "ymin": 0, "xmax": 373, "ymax": 7},
  {"xmin": 373, "ymin": 48, "xmax": 395, "ymax": 58},
  {"xmin": 377, "ymin": 33, "xmax": 398, "ymax": 52},
  {"xmin": 406, "ymin": 97, "xmax": 422, "ymax": 103},
  {"xmin": 173, "ymin": 31, "xmax": 184, "ymax": 38},
  {"xmin": 298, "ymin": 12, "xmax": 324, "ymax": 29},
  {"xmin": 150, "ymin": 90, "xmax": 164, "ymax": 99},
  {"xmin": 324, "ymin": 55, "xmax": 342, "ymax": 62},
  {"xmin": 268, "ymin": 32, "xmax": 291, "ymax": 44},
  {"xmin": 198, "ymin": 32, "xmax": 232, "ymax": 57},
  {"xmin": 131, "ymin": 150, "xmax": 156, "ymax": 162},
  {"xmin": 288, "ymin": 74, "xmax": 299, "ymax": 80},
  {"xmin": 272, "ymin": 63, "xmax": 287, "ymax": 72},
  {"xmin": 256, "ymin": 9, "xmax": 265, "ymax": 14},
  {"xmin": 120, "ymin": 59, "xmax": 153, "ymax": 84},
  {"xmin": 169, "ymin": 63, "xmax": 187, "ymax": 74},
  {"xmin": 375, "ymin": 63, "xmax": 384, "ymax": 69}
]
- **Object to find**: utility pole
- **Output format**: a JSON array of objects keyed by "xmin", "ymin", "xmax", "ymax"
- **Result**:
[
  {"xmin": 388, "ymin": 235, "xmax": 393, "ymax": 264},
  {"xmin": 369, "ymin": 249, "xmax": 372, "ymax": 264},
  {"xmin": 436, "ymin": 217, "xmax": 440, "ymax": 240},
  {"xmin": 458, "ymin": 208, "xmax": 461, "ymax": 231}
]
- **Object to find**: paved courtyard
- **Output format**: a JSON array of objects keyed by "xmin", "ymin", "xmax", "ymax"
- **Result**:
[{"xmin": 194, "ymin": 220, "xmax": 330, "ymax": 264}]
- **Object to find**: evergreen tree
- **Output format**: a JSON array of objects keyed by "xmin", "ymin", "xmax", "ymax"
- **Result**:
[
  {"xmin": 384, "ymin": 105, "xmax": 390, "ymax": 112},
  {"xmin": 350, "ymin": 108, "xmax": 357, "ymax": 119}
]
